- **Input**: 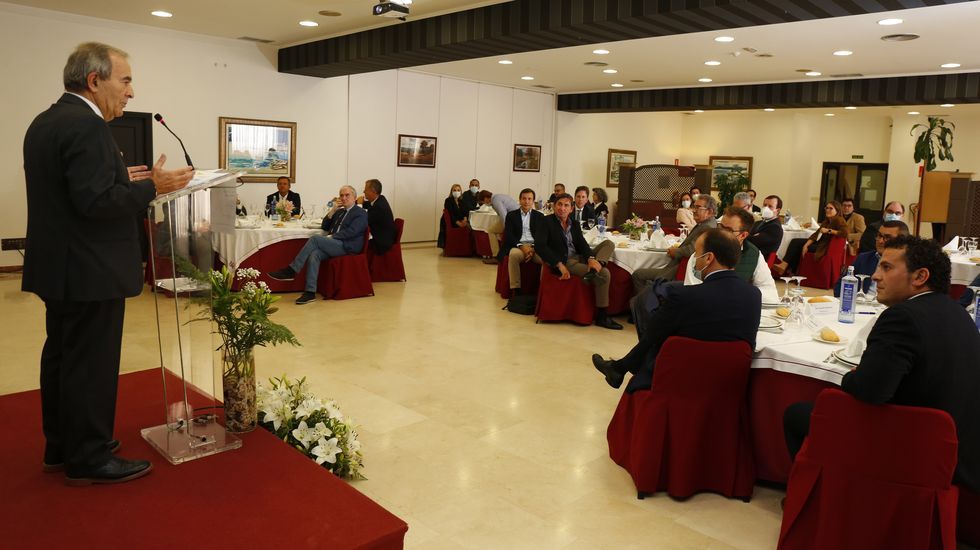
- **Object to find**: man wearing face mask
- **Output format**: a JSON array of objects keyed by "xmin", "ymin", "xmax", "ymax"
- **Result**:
[
  {"xmin": 859, "ymin": 201, "xmax": 904, "ymax": 255},
  {"xmin": 591, "ymin": 229, "xmax": 761, "ymax": 392},
  {"xmin": 748, "ymin": 194, "xmax": 784, "ymax": 258},
  {"xmin": 690, "ymin": 186, "xmax": 702, "ymax": 201},
  {"xmin": 459, "ymin": 178, "xmax": 482, "ymax": 211}
]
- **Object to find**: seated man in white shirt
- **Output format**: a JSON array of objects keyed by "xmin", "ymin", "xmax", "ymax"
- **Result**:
[
  {"xmin": 500, "ymin": 189, "xmax": 545, "ymax": 296},
  {"xmin": 682, "ymin": 206, "xmax": 778, "ymax": 303}
]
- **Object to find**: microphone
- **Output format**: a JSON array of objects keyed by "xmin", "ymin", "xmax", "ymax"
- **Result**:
[{"xmin": 153, "ymin": 113, "xmax": 195, "ymax": 168}]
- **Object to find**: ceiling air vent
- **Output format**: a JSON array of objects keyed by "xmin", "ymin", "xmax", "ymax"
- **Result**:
[
  {"xmin": 583, "ymin": 61, "xmax": 608, "ymax": 67},
  {"xmin": 881, "ymin": 34, "xmax": 919, "ymax": 42},
  {"xmin": 532, "ymin": 84, "xmax": 554, "ymax": 89},
  {"xmin": 830, "ymin": 73, "xmax": 864, "ymax": 78},
  {"xmin": 238, "ymin": 36, "xmax": 275, "ymax": 44}
]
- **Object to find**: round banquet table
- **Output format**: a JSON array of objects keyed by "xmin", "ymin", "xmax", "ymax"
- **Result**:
[
  {"xmin": 777, "ymin": 227, "xmax": 815, "ymax": 259},
  {"xmin": 949, "ymin": 252, "xmax": 980, "ymax": 285},
  {"xmin": 212, "ymin": 218, "xmax": 324, "ymax": 291},
  {"xmin": 467, "ymin": 210, "xmax": 499, "ymax": 232}
]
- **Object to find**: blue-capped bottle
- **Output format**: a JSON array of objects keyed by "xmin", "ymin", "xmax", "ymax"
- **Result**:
[
  {"xmin": 653, "ymin": 215, "xmax": 661, "ymax": 233},
  {"xmin": 838, "ymin": 266, "xmax": 858, "ymax": 323},
  {"xmin": 974, "ymin": 291, "xmax": 980, "ymax": 330},
  {"xmin": 597, "ymin": 213, "xmax": 606, "ymax": 238}
]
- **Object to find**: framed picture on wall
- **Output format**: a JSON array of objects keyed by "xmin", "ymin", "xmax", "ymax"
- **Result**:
[
  {"xmin": 708, "ymin": 156, "xmax": 753, "ymax": 189},
  {"xmin": 606, "ymin": 148, "xmax": 637, "ymax": 187},
  {"xmin": 513, "ymin": 144, "xmax": 541, "ymax": 172},
  {"xmin": 397, "ymin": 134, "xmax": 437, "ymax": 167},
  {"xmin": 218, "ymin": 117, "xmax": 296, "ymax": 183}
]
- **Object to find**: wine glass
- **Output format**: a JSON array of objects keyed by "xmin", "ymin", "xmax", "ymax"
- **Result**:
[
  {"xmin": 780, "ymin": 276, "xmax": 794, "ymax": 304},
  {"xmin": 854, "ymin": 274, "xmax": 869, "ymax": 302},
  {"xmin": 967, "ymin": 237, "xmax": 978, "ymax": 256},
  {"xmin": 865, "ymin": 278, "xmax": 879, "ymax": 305},
  {"xmin": 791, "ymin": 276, "xmax": 807, "ymax": 297}
]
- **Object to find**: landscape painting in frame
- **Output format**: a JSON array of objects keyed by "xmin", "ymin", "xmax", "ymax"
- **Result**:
[
  {"xmin": 708, "ymin": 156, "xmax": 753, "ymax": 190},
  {"xmin": 219, "ymin": 117, "xmax": 296, "ymax": 183},
  {"xmin": 397, "ymin": 134, "xmax": 437, "ymax": 167},
  {"xmin": 606, "ymin": 148, "xmax": 637, "ymax": 187},
  {"xmin": 513, "ymin": 144, "xmax": 541, "ymax": 172}
]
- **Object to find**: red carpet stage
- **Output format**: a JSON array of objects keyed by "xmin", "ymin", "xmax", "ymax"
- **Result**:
[{"xmin": 0, "ymin": 369, "xmax": 407, "ymax": 549}]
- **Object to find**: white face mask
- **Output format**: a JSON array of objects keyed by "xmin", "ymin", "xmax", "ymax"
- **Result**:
[
  {"xmin": 691, "ymin": 193, "xmax": 700, "ymax": 200},
  {"xmin": 691, "ymin": 252, "xmax": 710, "ymax": 282},
  {"xmin": 470, "ymin": 186, "xmax": 479, "ymax": 194},
  {"xmin": 452, "ymin": 191, "xmax": 461, "ymax": 199},
  {"xmin": 681, "ymin": 200, "xmax": 691, "ymax": 208},
  {"xmin": 761, "ymin": 206, "xmax": 775, "ymax": 220},
  {"xmin": 883, "ymin": 212, "xmax": 901, "ymax": 222}
]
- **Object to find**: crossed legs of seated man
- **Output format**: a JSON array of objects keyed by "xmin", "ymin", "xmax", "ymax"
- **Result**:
[
  {"xmin": 508, "ymin": 246, "xmax": 543, "ymax": 296},
  {"xmin": 269, "ymin": 235, "xmax": 347, "ymax": 304}
]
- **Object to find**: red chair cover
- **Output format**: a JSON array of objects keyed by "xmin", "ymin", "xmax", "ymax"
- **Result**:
[
  {"xmin": 765, "ymin": 252, "xmax": 778, "ymax": 269},
  {"xmin": 442, "ymin": 210, "xmax": 473, "ymax": 257},
  {"xmin": 534, "ymin": 266, "xmax": 595, "ymax": 325},
  {"xmin": 796, "ymin": 236, "xmax": 846, "ymax": 289},
  {"xmin": 675, "ymin": 255, "xmax": 689, "ymax": 281},
  {"xmin": 606, "ymin": 337, "xmax": 755, "ymax": 500},
  {"xmin": 949, "ymin": 284, "xmax": 967, "ymax": 301},
  {"xmin": 778, "ymin": 389, "xmax": 959, "ymax": 550},
  {"xmin": 957, "ymin": 485, "xmax": 980, "ymax": 546},
  {"xmin": 606, "ymin": 263, "xmax": 633, "ymax": 315},
  {"xmin": 368, "ymin": 218, "xmax": 406, "ymax": 282},
  {"xmin": 473, "ymin": 231, "xmax": 493, "ymax": 257},
  {"xmin": 494, "ymin": 257, "xmax": 541, "ymax": 298},
  {"xmin": 316, "ymin": 230, "xmax": 375, "ymax": 300}
]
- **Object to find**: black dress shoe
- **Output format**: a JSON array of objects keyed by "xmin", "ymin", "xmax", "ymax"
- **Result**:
[
  {"xmin": 268, "ymin": 267, "xmax": 296, "ymax": 281},
  {"xmin": 65, "ymin": 456, "xmax": 153, "ymax": 486},
  {"xmin": 592, "ymin": 353, "xmax": 625, "ymax": 389},
  {"xmin": 44, "ymin": 439, "xmax": 121, "ymax": 473},
  {"xmin": 582, "ymin": 269, "xmax": 598, "ymax": 284},
  {"xmin": 295, "ymin": 291, "xmax": 316, "ymax": 305},
  {"xmin": 595, "ymin": 316, "xmax": 623, "ymax": 330}
]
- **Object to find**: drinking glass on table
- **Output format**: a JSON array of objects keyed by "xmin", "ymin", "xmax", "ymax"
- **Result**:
[
  {"xmin": 854, "ymin": 274, "xmax": 870, "ymax": 302},
  {"xmin": 780, "ymin": 276, "xmax": 794, "ymax": 304},
  {"xmin": 967, "ymin": 237, "xmax": 978, "ymax": 255}
]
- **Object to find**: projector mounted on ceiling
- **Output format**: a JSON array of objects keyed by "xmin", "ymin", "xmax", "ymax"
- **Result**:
[{"xmin": 373, "ymin": 0, "xmax": 410, "ymax": 19}]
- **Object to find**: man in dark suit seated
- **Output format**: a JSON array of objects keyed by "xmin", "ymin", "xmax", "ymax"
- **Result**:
[
  {"xmin": 499, "ymin": 188, "xmax": 545, "ymax": 296},
  {"xmin": 748, "ymin": 194, "xmax": 784, "ymax": 259},
  {"xmin": 534, "ymin": 194, "xmax": 620, "ymax": 330},
  {"xmin": 359, "ymin": 178, "xmax": 396, "ymax": 255},
  {"xmin": 858, "ymin": 201, "xmax": 904, "ymax": 255},
  {"xmin": 547, "ymin": 183, "xmax": 565, "ymax": 208},
  {"xmin": 833, "ymin": 220, "xmax": 908, "ymax": 297},
  {"xmin": 593, "ymin": 229, "xmax": 762, "ymax": 392},
  {"xmin": 459, "ymin": 178, "xmax": 481, "ymax": 211},
  {"xmin": 784, "ymin": 236, "xmax": 980, "ymax": 494},
  {"xmin": 268, "ymin": 185, "xmax": 367, "ymax": 304},
  {"xmin": 572, "ymin": 185, "xmax": 596, "ymax": 228},
  {"xmin": 265, "ymin": 176, "xmax": 301, "ymax": 216}
]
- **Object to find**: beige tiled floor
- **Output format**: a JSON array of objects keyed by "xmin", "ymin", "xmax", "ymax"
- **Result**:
[{"xmin": 0, "ymin": 248, "xmax": 786, "ymax": 549}]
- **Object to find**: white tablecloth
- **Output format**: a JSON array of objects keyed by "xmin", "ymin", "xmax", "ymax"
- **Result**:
[
  {"xmin": 950, "ymin": 253, "xmax": 980, "ymax": 285},
  {"xmin": 595, "ymin": 234, "xmax": 673, "ymax": 274},
  {"xmin": 212, "ymin": 219, "xmax": 324, "ymax": 266},
  {"xmin": 468, "ymin": 210, "xmax": 499, "ymax": 232},
  {"xmin": 777, "ymin": 228, "xmax": 816, "ymax": 259}
]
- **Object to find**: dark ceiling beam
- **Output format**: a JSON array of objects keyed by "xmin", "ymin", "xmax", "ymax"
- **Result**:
[
  {"xmin": 279, "ymin": 0, "xmax": 972, "ymax": 78},
  {"xmin": 556, "ymin": 73, "xmax": 980, "ymax": 113}
]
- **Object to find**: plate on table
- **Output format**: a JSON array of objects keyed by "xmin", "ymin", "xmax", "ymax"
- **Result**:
[
  {"xmin": 811, "ymin": 331, "xmax": 849, "ymax": 345},
  {"xmin": 831, "ymin": 350, "xmax": 861, "ymax": 367},
  {"xmin": 758, "ymin": 317, "xmax": 783, "ymax": 330},
  {"xmin": 761, "ymin": 301, "xmax": 782, "ymax": 309},
  {"xmin": 642, "ymin": 246, "xmax": 670, "ymax": 252}
]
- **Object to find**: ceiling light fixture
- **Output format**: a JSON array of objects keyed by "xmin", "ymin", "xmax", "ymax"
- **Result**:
[
  {"xmin": 878, "ymin": 18, "xmax": 903, "ymax": 26},
  {"xmin": 151, "ymin": 10, "xmax": 173, "ymax": 18},
  {"xmin": 824, "ymin": 113, "xmax": 835, "ymax": 117},
  {"xmin": 845, "ymin": 106, "xmax": 858, "ymax": 110},
  {"xmin": 602, "ymin": 69, "xmax": 618, "ymax": 74},
  {"xmin": 611, "ymin": 83, "xmax": 624, "ymax": 88},
  {"xmin": 764, "ymin": 108, "xmax": 775, "ymax": 112},
  {"xmin": 940, "ymin": 103, "xmax": 955, "ymax": 108},
  {"xmin": 805, "ymin": 71, "xmax": 822, "ymax": 76},
  {"xmin": 698, "ymin": 78, "xmax": 712, "ymax": 83},
  {"xmin": 299, "ymin": 20, "xmax": 318, "ymax": 27},
  {"xmin": 498, "ymin": 60, "xmax": 513, "ymax": 65},
  {"xmin": 833, "ymin": 50, "xmax": 853, "ymax": 56},
  {"xmin": 592, "ymin": 49, "xmax": 610, "ymax": 55},
  {"xmin": 521, "ymin": 76, "xmax": 534, "ymax": 81},
  {"xmin": 694, "ymin": 110, "xmax": 704, "ymax": 113},
  {"xmin": 714, "ymin": 36, "xmax": 734, "ymax": 43},
  {"xmin": 940, "ymin": 63, "xmax": 961, "ymax": 68},
  {"xmin": 704, "ymin": 60, "xmax": 721, "ymax": 66},
  {"xmin": 907, "ymin": 111, "xmax": 920, "ymax": 115}
]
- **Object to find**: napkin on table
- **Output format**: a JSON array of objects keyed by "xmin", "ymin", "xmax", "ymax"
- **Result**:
[
  {"xmin": 843, "ymin": 315, "xmax": 879, "ymax": 359},
  {"xmin": 943, "ymin": 236, "xmax": 960, "ymax": 252},
  {"xmin": 810, "ymin": 217, "xmax": 819, "ymax": 228},
  {"xmin": 784, "ymin": 217, "xmax": 801, "ymax": 230},
  {"xmin": 649, "ymin": 229, "xmax": 669, "ymax": 248}
]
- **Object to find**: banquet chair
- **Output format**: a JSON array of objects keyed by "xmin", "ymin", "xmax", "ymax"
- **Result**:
[
  {"xmin": 796, "ymin": 236, "xmax": 846, "ymax": 289},
  {"xmin": 675, "ymin": 255, "xmax": 689, "ymax": 281},
  {"xmin": 957, "ymin": 484, "xmax": 980, "ymax": 546},
  {"xmin": 494, "ymin": 257, "xmax": 541, "ymax": 299},
  {"xmin": 534, "ymin": 266, "xmax": 595, "ymax": 325},
  {"xmin": 605, "ymin": 263, "xmax": 633, "ymax": 315},
  {"xmin": 606, "ymin": 336, "xmax": 755, "ymax": 500},
  {"xmin": 778, "ymin": 389, "xmax": 959, "ymax": 550},
  {"xmin": 316, "ymin": 230, "xmax": 374, "ymax": 300},
  {"xmin": 473, "ymin": 230, "xmax": 493, "ymax": 258},
  {"xmin": 368, "ymin": 218, "xmax": 406, "ymax": 282},
  {"xmin": 442, "ymin": 210, "xmax": 474, "ymax": 257}
]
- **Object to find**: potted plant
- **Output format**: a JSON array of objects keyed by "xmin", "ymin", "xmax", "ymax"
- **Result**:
[
  {"xmin": 714, "ymin": 167, "xmax": 751, "ymax": 211},
  {"xmin": 911, "ymin": 116, "xmax": 955, "ymax": 172},
  {"xmin": 195, "ymin": 266, "xmax": 300, "ymax": 432}
]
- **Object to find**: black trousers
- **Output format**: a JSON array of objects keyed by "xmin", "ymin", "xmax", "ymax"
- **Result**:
[
  {"xmin": 781, "ymin": 239, "xmax": 816, "ymax": 273},
  {"xmin": 783, "ymin": 401, "xmax": 815, "ymax": 461},
  {"xmin": 41, "ymin": 298, "xmax": 125, "ymax": 473}
]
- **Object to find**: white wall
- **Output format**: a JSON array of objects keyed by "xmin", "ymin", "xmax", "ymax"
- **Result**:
[{"xmin": 0, "ymin": 3, "xmax": 556, "ymax": 265}]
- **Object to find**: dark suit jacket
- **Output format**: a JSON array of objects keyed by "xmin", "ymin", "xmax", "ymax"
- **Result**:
[
  {"xmin": 498, "ymin": 208, "xmax": 545, "ymax": 261},
  {"xmin": 623, "ymin": 270, "xmax": 761, "ymax": 393},
  {"xmin": 859, "ymin": 220, "xmax": 883, "ymax": 255},
  {"xmin": 533, "ymin": 214, "xmax": 592, "ymax": 269},
  {"xmin": 266, "ymin": 191, "xmax": 301, "ymax": 216},
  {"xmin": 572, "ymin": 203, "xmax": 595, "ymax": 228},
  {"xmin": 22, "ymin": 93, "xmax": 156, "ymax": 302},
  {"xmin": 459, "ymin": 189, "xmax": 480, "ymax": 211},
  {"xmin": 363, "ymin": 195, "xmax": 396, "ymax": 254},
  {"xmin": 841, "ymin": 292, "xmax": 980, "ymax": 493},
  {"xmin": 321, "ymin": 206, "xmax": 369, "ymax": 254},
  {"xmin": 749, "ymin": 218, "xmax": 784, "ymax": 258}
]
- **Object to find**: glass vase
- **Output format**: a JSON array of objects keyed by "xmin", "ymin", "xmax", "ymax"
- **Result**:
[
  {"xmin": 629, "ymin": 230, "xmax": 641, "ymax": 241},
  {"xmin": 222, "ymin": 350, "xmax": 257, "ymax": 433}
]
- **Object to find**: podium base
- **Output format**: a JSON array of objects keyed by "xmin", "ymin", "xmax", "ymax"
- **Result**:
[{"xmin": 141, "ymin": 420, "xmax": 242, "ymax": 465}]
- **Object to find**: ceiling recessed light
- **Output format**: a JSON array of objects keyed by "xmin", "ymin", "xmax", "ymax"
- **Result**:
[
  {"xmin": 299, "ymin": 20, "xmax": 318, "ymax": 27},
  {"xmin": 694, "ymin": 110, "xmax": 704, "ymax": 113},
  {"xmin": 521, "ymin": 76, "xmax": 534, "ymax": 81},
  {"xmin": 151, "ymin": 10, "xmax": 173, "ymax": 18},
  {"xmin": 498, "ymin": 60, "xmax": 512, "ymax": 65},
  {"xmin": 698, "ymin": 78, "xmax": 713, "ymax": 83},
  {"xmin": 764, "ymin": 108, "xmax": 775, "ymax": 112},
  {"xmin": 833, "ymin": 50, "xmax": 853, "ymax": 56},
  {"xmin": 611, "ymin": 83, "xmax": 624, "ymax": 88},
  {"xmin": 907, "ymin": 111, "xmax": 920, "ymax": 115},
  {"xmin": 602, "ymin": 68, "xmax": 618, "ymax": 74},
  {"xmin": 878, "ymin": 18, "xmax": 903, "ymax": 26},
  {"xmin": 941, "ymin": 63, "xmax": 961, "ymax": 69},
  {"xmin": 592, "ymin": 49, "xmax": 610, "ymax": 55},
  {"xmin": 714, "ymin": 36, "xmax": 735, "ymax": 43},
  {"xmin": 805, "ymin": 71, "xmax": 822, "ymax": 76},
  {"xmin": 940, "ymin": 103, "xmax": 955, "ymax": 108},
  {"xmin": 704, "ymin": 60, "xmax": 721, "ymax": 66},
  {"xmin": 845, "ymin": 106, "xmax": 858, "ymax": 110},
  {"xmin": 824, "ymin": 113, "xmax": 835, "ymax": 117}
]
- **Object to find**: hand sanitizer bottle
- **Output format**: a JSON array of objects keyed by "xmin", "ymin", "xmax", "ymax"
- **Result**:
[{"xmin": 838, "ymin": 266, "xmax": 858, "ymax": 324}]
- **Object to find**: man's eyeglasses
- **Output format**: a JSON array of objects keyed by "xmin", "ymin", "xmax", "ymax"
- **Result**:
[
  {"xmin": 719, "ymin": 225, "xmax": 743, "ymax": 234},
  {"xmin": 692, "ymin": 205, "xmax": 709, "ymax": 211}
]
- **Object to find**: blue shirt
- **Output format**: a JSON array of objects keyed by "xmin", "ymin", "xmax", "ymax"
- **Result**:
[
  {"xmin": 834, "ymin": 251, "xmax": 879, "ymax": 297},
  {"xmin": 520, "ymin": 209, "xmax": 534, "ymax": 244},
  {"xmin": 563, "ymin": 221, "xmax": 576, "ymax": 259}
]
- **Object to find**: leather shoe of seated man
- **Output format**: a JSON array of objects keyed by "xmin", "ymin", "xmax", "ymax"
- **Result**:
[
  {"xmin": 44, "ymin": 439, "xmax": 121, "ymax": 473},
  {"xmin": 582, "ymin": 268, "xmax": 599, "ymax": 284},
  {"xmin": 594, "ymin": 310, "xmax": 623, "ymax": 330},
  {"xmin": 592, "ymin": 353, "xmax": 625, "ymax": 389},
  {"xmin": 65, "ymin": 456, "xmax": 153, "ymax": 486}
]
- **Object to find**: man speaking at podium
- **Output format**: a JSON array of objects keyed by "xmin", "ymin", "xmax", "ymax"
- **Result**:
[{"xmin": 22, "ymin": 42, "xmax": 193, "ymax": 485}]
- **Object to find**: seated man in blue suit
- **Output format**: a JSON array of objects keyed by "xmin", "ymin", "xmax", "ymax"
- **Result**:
[
  {"xmin": 265, "ymin": 176, "xmax": 302, "ymax": 216},
  {"xmin": 592, "ymin": 228, "xmax": 762, "ymax": 392},
  {"xmin": 834, "ymin": 220, "xmax": 908, "ymax": 297},
  {"xmin": 268, "ymin": 185, "xmax": 367, "ymax": 304}
]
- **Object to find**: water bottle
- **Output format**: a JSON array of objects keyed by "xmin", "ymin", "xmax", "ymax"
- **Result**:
[
  {"xmin": 653, "ymin": 216, "xmax": 661, "ymax": 233},
  {"xmin": 838, "ymin": 266, "xmax": 858, "ymax": 324},
  {"xmin": 597, "ymin": 213, "xmax": 606, "ymax": 238}
]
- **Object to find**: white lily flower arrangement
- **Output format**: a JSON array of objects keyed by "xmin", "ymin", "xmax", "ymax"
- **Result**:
[{"xmin": 257, "ymin": 375, "xmax": 364, "ymax": 479}]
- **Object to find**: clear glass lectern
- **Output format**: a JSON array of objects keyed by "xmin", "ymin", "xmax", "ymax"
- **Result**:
[{"xmin": 141, "ymin": 170, "xmax": 242, "ymax": 465}]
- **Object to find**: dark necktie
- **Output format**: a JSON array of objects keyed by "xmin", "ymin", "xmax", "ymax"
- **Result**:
[{"xmin": 332, "ymin": 208, "xmax": 348, "ymax": 235}]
